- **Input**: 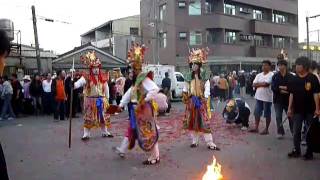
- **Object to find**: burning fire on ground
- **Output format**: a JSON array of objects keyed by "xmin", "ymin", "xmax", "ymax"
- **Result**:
[{"xmin": 202, "ymin": 156, "xmax": 223, "ymax": 180}]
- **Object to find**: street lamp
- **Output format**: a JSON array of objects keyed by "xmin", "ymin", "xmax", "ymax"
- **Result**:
[{"xmin": 306, "ymin": 14, "xmax": 320, "ymax": 59}]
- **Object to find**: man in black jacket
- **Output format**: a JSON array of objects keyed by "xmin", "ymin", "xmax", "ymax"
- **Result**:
[
  {"xmin": 271, "ymin": 60, "xmax": 294, "ymax": 139},
  {"xmin": 0, "ymin": 29, "xmax": 11, "ymax": 180}
]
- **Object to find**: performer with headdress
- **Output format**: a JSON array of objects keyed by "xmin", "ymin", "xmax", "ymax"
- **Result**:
[
  {"xmin": 182, "ymin": 48, "xmax": 220, "ymax": 150},
  {"xmin": 74, "ymin": 51, "xmax": 114, "ymax": 140},
  {"xmin": 113, "ymin": 43, "xmax": 162, "ymax": 165}
]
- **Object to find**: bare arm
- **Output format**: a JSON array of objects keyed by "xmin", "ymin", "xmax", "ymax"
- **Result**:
[{"xmin": 253, "ymin": 82, "xmax": 270, "ymax": 88}]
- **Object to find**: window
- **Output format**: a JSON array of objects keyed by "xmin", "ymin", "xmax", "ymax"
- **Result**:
[
  {"xmin": 273, "ymin": 13, "xmax": 287, "ymax": 24},
  {"xmin": 159, "ymin": 4, "xmax": 167, "ymax": 21},
  {"xmin": 273, "ymin": 37, "xmax": 285, "ymax": 48},
  {"xmin": 189, "ymin": 0, "xmax": 201, "ymax": 15},
  {"xmin": 239, "ymin": 7, "xmax": 250, "ymax": 14},
  {"xmin": 159, "ymin": 32, "xmax": 167, "ymax": 48},
  {"xmin": 176, "ymin": 74, "xmax": 185, "ymax": 82},
  {"xmin": 206, "ymin": 30, "xmax": 216, "ymax": 44},
  {"xmin": 179, "ymin": 32, "xmax": 187, "ymax": 40},
  {"xmin": 253, "ymin": 10, "xmax": 263, "ymax": 20},
  {"xmin": 225, "ymin": 31, "xmax": 236, "ymax": 44},
  {"xmin": 205, "ymin": 0, "xmax": 214, "ymax": 14},
  {"xmin": 178, "ymin": 1, "xmax": 186, "ymax": 8},
  {"xmin": 190, "ymin": 31, "xmax": 202, "ymax": 45},
  {"xmin": 129, "ymin": 27, "xmax": 139, "ymax": 36},
  {"xmin": 224, "ymin": 4, "xmax": 235, "ymax": 15},
  {"xmin": 254, "ymin": 35, "xmax": 265, "ymax": 46}
]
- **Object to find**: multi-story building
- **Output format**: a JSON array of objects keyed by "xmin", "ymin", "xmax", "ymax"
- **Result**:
[
  {"xmin": 141, "ymin": 0, "xmax": 299, "ymax": 73},
  {"xmin": 81, "ymin": 15, "xmax": 140, "ymax": 60}
]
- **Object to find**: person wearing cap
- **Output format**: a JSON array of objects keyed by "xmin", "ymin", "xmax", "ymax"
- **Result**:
[
  {"xmin": 113, "ymin": 68, "xmax": 126, "ymax": 105},
  {"xmin": 182, "ymin": 48, "xmax": 220, "ymax": 151},
  {"xmin": 113, "ymin": 43, "xmax": 161, "ymax": 165},
  {"xmin": 22, "ymin": 75, "xmax": 32, "ymax": 114},
  {"xmin": 74, "ymin": 51, "xmax": 113, "ymax": 141},
  {"xmin": 271, "ymin": 59, "xmax": 294, "ymax": 139}
]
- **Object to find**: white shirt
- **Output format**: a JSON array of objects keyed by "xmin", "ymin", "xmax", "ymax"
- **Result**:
[
  {"xmin": 204, "ymin": 79, "xmax": 210, "ymax": 99},
  {"xmin": 119, "ymin": 77, "xmax": 159, "ymax": 107},
  {"xmin": 253, "ymin": 71, "xmax": 274, "ymax": 102},
  {"xmin": 74, "ymin": 76, "xmax": 109, "ymax": 99},
  {"xmin": 42, "ymin": 79, "xmax": 52, "ymax": 93}
]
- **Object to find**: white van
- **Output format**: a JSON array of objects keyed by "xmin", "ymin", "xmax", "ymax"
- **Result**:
[{"xmin": 143, "ymin": 64, "xmax": 186, "ymax": 98}]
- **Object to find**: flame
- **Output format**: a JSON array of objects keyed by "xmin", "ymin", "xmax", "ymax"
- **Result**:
[{"xmin": 202, "ymin": 156, "xmax": 223, "ymax": 180}]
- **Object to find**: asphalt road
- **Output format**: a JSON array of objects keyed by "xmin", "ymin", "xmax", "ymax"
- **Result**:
[{"xmin": 0, "ymin": 96, "xmax": 319, "ymax": 180}]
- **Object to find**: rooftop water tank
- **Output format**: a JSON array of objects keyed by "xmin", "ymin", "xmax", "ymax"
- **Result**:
[{"xmin": 0, "ymin": 19, "xmax": 14, "ymax": 41}]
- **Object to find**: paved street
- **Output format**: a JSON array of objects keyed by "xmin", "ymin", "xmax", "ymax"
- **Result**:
[{"xmin": 0, "ymin": 96, "xmax": 319, "ymax": 180}]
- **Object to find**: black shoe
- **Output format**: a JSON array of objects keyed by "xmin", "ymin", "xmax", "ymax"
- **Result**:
[
  {"xmin": 102, "ymin": 134, "xmax": 114, "ymax": 138},
  {"xmin": 288, "ymin": 150, "xmax": 301, "ymax": 158},
  {"xmin": 190, "ymin": 143, "xmax": 198, "ymax": 148},
  {"xmin": 142, "ymin": 157, "xmax": 160, "ymax": 165},
  {"xmin": 81, "ymin": 136, "xmax": 90, "ymax": 141},
  {"xmin": 303, "ymin": 153, "xmax": 314, "ymax": 161}
]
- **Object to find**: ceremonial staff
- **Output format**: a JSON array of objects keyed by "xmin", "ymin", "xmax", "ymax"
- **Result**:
[{"xmin": 68, "ymin": 57, "xmax": 75, "ymax": 148}]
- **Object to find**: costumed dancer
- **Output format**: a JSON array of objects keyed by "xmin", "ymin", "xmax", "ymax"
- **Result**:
[
  {"xmin": 74, "ymin": 51, "xmax": 114, "ymax": 141},
  {"xmin": 113, "ymin": 43, "xmax": 162, "ymax": 165},
  {"xmin": 182, "ymin": 48, "xmax": 220, "ymax": 150}
]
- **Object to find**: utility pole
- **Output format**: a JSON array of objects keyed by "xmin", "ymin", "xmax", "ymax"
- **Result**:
[
  {"xmin": 153, "ymin": 0, "xmax": 158, "ymax": 64},
  {"xmin": 31, "ymin": 5, "xmax": 41, "ymax": 74},
  {"xmin": 306, "ymin": 17, "xmax": 310, "ymax": 60}
]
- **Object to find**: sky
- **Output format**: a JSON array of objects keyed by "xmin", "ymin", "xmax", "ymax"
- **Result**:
[{"xmin": 0, "ymin": 0, "xmax": 319, "ymax": 54}]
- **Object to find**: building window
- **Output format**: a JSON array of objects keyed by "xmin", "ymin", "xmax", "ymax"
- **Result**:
[
  {"xmin": 159, "ymin": 4, "xmax": 167, "ymax": 21},
  {"xmin": 254, "ymin": 35, "xmax": 265, "ymax": 46},
  {"xmin": 206, "ymin": 30, "xmax": 216, "ymax": 44},
  {"xmin": 189, "ymin": 0, "xmax": 201, "ymax": 15},
  {"xmin": 224, "ymin": 4, "xmax": 235, "ymax": 15},
  {"xmin": 178, "ymin": 1, "xmax": 186, "ymax": 8},
  {"xmin": 179, "ymin": 32, "xmax": 187, "ymax": 40},
  {"xmin": 159, "ymin": 32, "xmax": 167, "ymax": 48},
  {"xmin": 130, "ymin": 27, "xmax": 139, "ymax": 36},
  {"xmin": 205, "ymin": 0, "xmax": 214, "ymax": 14},
  {"xmin": 273, "ymin": 37, "xmax": 285, "ymax": 48},
  {"xmin": 272, "ymin": 13, "xmax": 287, "ymax": 24},
  {"xmin": 225, "ymin": 31, "xmax": 236, "ymax": 44},
  {"xmin": 253, "ymin": 10, "xmax": 263, "ymax": 20},
  {"xmin": 190, "ymin": 31, "xmax": 202, "ymax": 45}
]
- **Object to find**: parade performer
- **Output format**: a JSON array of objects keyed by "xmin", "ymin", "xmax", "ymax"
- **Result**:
[
  {"xmin": 182, "ymin": 48, "xmax": 220, "ymax": 150},
  {"xmin": 74, "ymin": 51, "xmax": 114, "ymax": 141},
  {"xmin": 113, "ymin": 43, "xmax": 162, "ymax": 165}
]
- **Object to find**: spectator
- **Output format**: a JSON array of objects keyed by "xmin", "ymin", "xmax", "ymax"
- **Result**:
[
  {"xmin": 42, "ymin": 73, "xmax": 53, "ymax": 115},
  {"xmin": 0, "ymin": 29, "xmax": 11, "ymax": 180},
  {"xmin": 287, "ymin": 57, "xmax": 320, "ymax": 160},
  {"xmin": 30, "ymin": 74, "xmax": 43, "ymax": 115},
  {"xmin": 209, "ymin": 73, "xmax": 216, "ymax": 111},
  {"xmin": 218, "ymin": 74, "xmax": 228, "ymax": 101},
  {"xmin": 65, "ymin": 72, "xmax": 79, "ymax": 118},
  {"xmin": 238, "ymin": 71, "xmax": 246, "ymax": 97},
  {"xmin": 249, "ymin": 60, "xmax": 274, "ymax": 135},
  {"xmin": 0, "ymin": 75, "xmax": 15, "ymax": 120},
  {"xmin": 22, "ymin": 75, "xmax": 33, "ymax": 114},
  {"xmin": 271, "ymin": 60, "xmax": 294, "ymax": 139},
  {"xmin": 51, "ymin": 70, "xmax": 66, "ymax": 121},
  {"xmin": 161, "ymin": 72, "xmax": 171, "ymax": 114},
  {"xmin": 11, "ymin": 73, "xmax": 22, "ymax": 117},
  {"xmin": 310, "ymin": 60, "xmax": 320, "ymax": 81}
]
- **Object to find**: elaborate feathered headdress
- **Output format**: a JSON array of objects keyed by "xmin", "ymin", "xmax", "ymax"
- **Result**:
[
  {"xmin": 127, "ymin": 42, "xmax": 146, "ymax": 74},
  {"xmin": 277, "ymin": 49, "xmax": 288, "ymax": 61},
  {"xmin": 188, "ymin": 47, "xmax": 209, "ymax": 64},
  {"xmin": 80, "ymin": 51, "xmax": 102, "ymax": 68}
]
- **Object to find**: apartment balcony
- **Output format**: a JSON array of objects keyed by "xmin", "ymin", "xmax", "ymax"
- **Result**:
[
  {"xmin": 251, "ymin": 20, "xmax": 298, "ymax": 38},
  {"xmin": 250, "ymin": 46, "xmax": 299, "ymax": 58},
  {"xmin": 91, "ymin": 38, "xmax": 114, "ymax": 48},
  {"xmin": 208, "ymin": 43, "xmax": 251, "ymax": 57},
  {"xmin": 231, "ymin": 0, "xmax": 298, "ymax": 15}
]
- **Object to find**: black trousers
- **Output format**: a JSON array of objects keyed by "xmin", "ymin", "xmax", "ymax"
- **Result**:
[
  {"xmin": 54, "ymin": 100, "xmax": 65, "ymax": 120},
  {"xmin": 0, "ymin": 143, "xmax": 9, "ymax": 180}
]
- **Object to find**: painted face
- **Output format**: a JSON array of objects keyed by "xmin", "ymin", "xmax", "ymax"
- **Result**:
[
  {"xmin": 192, "ymin": 63, "xmax": 199, "ymax": 72},
  {"xmin": 92, "ymin": 67, "xmax": 100, "ymax": 75}
]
